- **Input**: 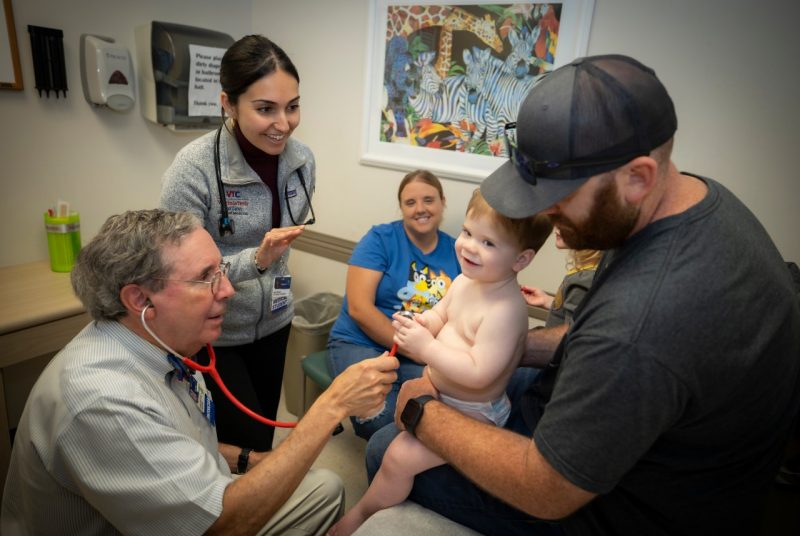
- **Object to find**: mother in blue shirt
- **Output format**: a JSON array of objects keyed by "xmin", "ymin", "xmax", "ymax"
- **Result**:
[{"xmin": 327, "ymin": 170, "xmax": 461, "ymax": 439}]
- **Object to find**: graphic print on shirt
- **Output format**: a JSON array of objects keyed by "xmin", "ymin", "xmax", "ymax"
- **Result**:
[
  {"xmin": 395, "ymin": 261, "xmax": 453, "ymax": 313},
  {"xmin": 225, "ymin": 188, "xmax": 251, "ymax": 215}
]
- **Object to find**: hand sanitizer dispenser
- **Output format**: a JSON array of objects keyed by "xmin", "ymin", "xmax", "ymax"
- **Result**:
[{"xmin": 80, "ymin": 34, "xmax": 135, "ymax": 112}]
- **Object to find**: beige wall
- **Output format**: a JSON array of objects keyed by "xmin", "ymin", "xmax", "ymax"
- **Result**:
[
  {"xmin": 2, "ymin": 0, "xmax": 798, "ymax": 300},
  {"xmin": 262, "ymin": 0, "xmax": 800, "ymax": 298},
  {"xmin": 0, "ymin": 0, "xmax": 253, "ymax": 266}
]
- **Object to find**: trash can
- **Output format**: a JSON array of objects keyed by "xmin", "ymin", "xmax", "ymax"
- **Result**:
[{"xmin": 283, "ymin": 292, "xmax": 343, "ymax": 416}]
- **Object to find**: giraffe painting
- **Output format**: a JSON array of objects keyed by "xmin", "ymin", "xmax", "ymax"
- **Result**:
[
  {"xmin": 434, "ymin": 10, "xmax": 502, "ymax": 79},
  {"xmin": 385, "ymin": 5, "xmax": 503, "ymax": 79}
]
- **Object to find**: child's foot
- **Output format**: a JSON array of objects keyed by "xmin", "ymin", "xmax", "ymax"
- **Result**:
[{"xmin": 327, "ymin": 509, "xmax": 367, "ymax": 536}]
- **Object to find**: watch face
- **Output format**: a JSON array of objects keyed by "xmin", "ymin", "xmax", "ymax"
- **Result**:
[{"xmin": 401, "ymin": 398, "xmax": 423, "ymax": 428}]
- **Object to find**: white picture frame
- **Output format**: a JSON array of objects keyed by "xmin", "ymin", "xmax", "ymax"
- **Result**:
[{"xmin": 360, "ymin": 0, "xmax": 595, "ymax": 183}]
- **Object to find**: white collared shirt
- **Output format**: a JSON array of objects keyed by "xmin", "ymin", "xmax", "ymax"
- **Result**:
[{"xmin": 1, "ymin": 320, "xmax": 232, "ymax": 535}]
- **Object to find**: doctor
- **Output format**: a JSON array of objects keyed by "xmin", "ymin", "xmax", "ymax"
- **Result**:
[{"xmin": 1, "ymin": 209, "xmax": 398, "ymax": 535}]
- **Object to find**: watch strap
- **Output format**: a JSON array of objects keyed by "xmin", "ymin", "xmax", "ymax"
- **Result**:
[{"xmin": 237, "ymin": 447, "xmax": 252, "ymax": 474}]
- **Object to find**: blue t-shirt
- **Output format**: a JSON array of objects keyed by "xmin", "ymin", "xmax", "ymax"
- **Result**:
[{"xmin": 329, "ymin": 221, "xmax": 461, "ymax": 349}]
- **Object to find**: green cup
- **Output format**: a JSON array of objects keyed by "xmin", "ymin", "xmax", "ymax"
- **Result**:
[{"xmin": 44, "ymin": 211, "xmax": 82, "ymax": 272}]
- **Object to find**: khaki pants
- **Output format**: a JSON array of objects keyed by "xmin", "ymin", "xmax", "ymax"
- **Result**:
[{"xmin": 255, "ymin": 468, "xmax": 345, "ymax": 535}]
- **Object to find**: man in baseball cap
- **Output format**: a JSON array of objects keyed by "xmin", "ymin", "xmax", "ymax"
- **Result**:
[
  {"xmin": 364, "ymin": 54, "xmax": 800, "ymax": 535},
  {"xmin": 482, "ymin": 54, "xmax": 677, "ymax": 220}
]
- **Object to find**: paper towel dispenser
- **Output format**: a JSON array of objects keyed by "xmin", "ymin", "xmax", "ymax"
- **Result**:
[{"xmin": 135, "ymin": 21, "xmax": 234, "ymax": 130}]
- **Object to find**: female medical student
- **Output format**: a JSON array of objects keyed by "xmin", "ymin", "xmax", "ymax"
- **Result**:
[{"xmin": 160, "ymin": 35, "xmax": 314, "ymax": 453}]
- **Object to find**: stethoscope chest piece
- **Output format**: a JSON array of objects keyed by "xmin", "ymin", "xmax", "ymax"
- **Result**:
[{"xmin": 219, "ymin": 216, "xmax": 235, "ymax": 236}]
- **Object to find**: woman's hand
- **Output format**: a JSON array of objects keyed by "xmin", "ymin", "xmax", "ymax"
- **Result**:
[
  {"xmin": 521, "ymin": 285, "xmax": 554, "ymax": 309},
  {"xmin": 255, "ymin": 225, "xmax": 305, "ymax": 269}
]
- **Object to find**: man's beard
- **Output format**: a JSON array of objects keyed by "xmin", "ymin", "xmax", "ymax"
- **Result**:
[{"xmin": 550, "ymin": 178, "xmax": 640, "ymax": 251}]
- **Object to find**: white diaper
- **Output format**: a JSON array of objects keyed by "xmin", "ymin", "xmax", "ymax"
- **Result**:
[{"xmin": 439, "ymin": 392, "xmax": 511, "ymax": 427}]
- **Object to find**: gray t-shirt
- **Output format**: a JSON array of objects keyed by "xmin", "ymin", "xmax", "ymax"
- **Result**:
[{"xmin": 528, "ymin": 175, "xmax": 800, "ymax": 535}]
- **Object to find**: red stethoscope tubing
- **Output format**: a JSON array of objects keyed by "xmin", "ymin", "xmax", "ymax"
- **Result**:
[
  {"xmin": 184, "ymin": 344, "xmax": 298, "ymax": 428},
  {"xmin": 183, "ymin": 341, "xmax": 402, "ymax": 429}
]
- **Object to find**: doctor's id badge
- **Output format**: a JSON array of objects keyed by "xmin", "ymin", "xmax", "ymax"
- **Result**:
[{"xmin": 271, "ymin": 275, "xmax": 292, "ymax": 312}]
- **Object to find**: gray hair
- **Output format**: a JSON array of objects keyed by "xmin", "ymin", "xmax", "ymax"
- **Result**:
[{"xmin": 71, "ymin": 209, "xmax": 202, "ymax": 321}]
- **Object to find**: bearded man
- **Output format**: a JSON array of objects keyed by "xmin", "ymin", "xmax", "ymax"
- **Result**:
[{"xmin": 363, "ymin": 54, "xmax": 800, "ymax": 536}]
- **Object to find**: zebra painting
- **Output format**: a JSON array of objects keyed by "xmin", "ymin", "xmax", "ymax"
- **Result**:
[
  {"xmin": 504, "ymin": 27, "xmax": 540, "ymax": 80},
  {"xmin": 409, "ymin": 51, "xmax": 468, "ymax": 127},
  {"xmin": 375, "ymin": 4, "xmax": 566, "ymax": 158},
  {"xmin": 465, "ymin": 46, "xmax": 543, "ymax": 155}
]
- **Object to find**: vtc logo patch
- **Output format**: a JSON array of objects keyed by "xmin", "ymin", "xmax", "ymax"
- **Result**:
[{"xmin": 225, "ymin": 189, "xmax": 249, "ymax": 215}]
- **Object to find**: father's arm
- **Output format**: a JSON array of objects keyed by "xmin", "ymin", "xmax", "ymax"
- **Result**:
[
  {"xmin": 521, "ymin": 324, "xmax": 567, "ymax": 368},
  {"xmin": 412, "ymin": 398, "xmax": 595, "ymax": 519},
  {"xmin": 207, "ymin": 353, "xmax": 399, "ymax": 535},
  {"xmin": 396, "ymin": 368, "xmax": 593, "ymax": 520}
]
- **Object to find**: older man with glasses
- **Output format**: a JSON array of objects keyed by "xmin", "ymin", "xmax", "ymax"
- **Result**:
[{"xmin": 2, "ymin": 209, "xmax": 398, "ymax": 535}]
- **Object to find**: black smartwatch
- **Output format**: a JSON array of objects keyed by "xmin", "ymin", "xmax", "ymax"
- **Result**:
[
  {"xmin": 400, "ymin": 395, "xmax": 435, "ymax": 437},
  {"xmin": 237, "ymin": 447, "xmax": 252, "ymax": 474}
]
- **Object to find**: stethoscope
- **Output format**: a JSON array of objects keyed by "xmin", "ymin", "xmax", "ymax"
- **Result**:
[
  {"xmin": 214, "ymin": 126, "xmax": 316, "ymax": 237},
  {"xmin": 140, "ymin": 306, "xmax": 409, "ymax": 430},
  {"xmin": 141, "ymin": 304, "xmax": 298, "ymax": 428}
]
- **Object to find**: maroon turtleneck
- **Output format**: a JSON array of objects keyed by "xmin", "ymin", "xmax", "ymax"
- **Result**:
[{"xmin": 234, "ymin": 124, "xmax": 281, "ymax": 229}]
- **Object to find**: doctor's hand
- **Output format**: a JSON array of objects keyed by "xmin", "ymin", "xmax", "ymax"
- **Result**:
[
  {"xmin": 323, "ymin": 352, "xmax": 398, "ymax": 420},
  {"xmin": 255, "ymin": 225, "xmax": 305, "ymax": 269}
]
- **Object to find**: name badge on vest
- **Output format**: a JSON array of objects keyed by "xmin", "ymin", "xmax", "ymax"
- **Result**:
[{"xmin": 271, "ymin": 275, "xmax": 292, "ymax": 312}]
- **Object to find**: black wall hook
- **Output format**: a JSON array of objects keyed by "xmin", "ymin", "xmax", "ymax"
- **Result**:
[{"xmin": 28, "ymin": 25, "xmax": 68, "ymax": 98}]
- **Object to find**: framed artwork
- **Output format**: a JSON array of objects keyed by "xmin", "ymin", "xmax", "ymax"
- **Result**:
[
  {"xmin": 361, "ymin": 0, "xmax": 595, "ymax": 182},
  {"xmin": 1, "ymin": 0, "xmax": 23, "ymax": 90}
]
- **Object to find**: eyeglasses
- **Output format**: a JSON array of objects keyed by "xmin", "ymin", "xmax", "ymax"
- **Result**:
[
  {"xmin": 503, "ymin": 122, "xmax": 648, "ymax": 185},
  {"xmin": 285, "ymin": 178, "xmax": 316, "ymax": 226},
  {"xmin": 154, "ymin": 262, "xmax": 231, "ymax": 295}
]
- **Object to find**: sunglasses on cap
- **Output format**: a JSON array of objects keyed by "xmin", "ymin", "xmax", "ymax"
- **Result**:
[{"xmin": 503, "ymin": 122, "xmax": 648, "ymax": 185}]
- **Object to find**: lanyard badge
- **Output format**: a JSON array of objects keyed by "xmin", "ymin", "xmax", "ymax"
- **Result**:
[
  {"xmin": 188, "ymin": 375, "xmax": 216, "ymax": 426},
  {"xmin": 270, "ymin": 256, "xmax": 292, "ymax": 313},
  {"xmin": 271, "ymin": 275, "xmax": 291, "ymax": 312},
  {"xmin": 168, "ymin": 354, "xmax": 216, "ymax": 426}
]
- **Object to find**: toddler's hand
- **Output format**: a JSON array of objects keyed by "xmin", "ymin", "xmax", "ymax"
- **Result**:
[
  {"xmin": 521, "ymin": 285, "xmax": 554, "ymax": 309},
  {"xmin": 392, "ymin": 312, "xmax": 434, "ymax": 361}
]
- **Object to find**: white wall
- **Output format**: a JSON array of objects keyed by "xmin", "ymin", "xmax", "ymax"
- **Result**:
[
  {"xmin": 2, "ymin": 0, "xmax": 798, "ymax": 301},
  {"xmin": 0, "ymin": 0, "xmax": 252, "ymax": 266},
  {"xmin": 258, "ymin": 0, "xmax": 800, "ymax": 298}
]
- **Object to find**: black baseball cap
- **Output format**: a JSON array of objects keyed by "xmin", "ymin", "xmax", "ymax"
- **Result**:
[{"xmin": 481, "ymin": 54, "xmax": 677, "ymax": 218}]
